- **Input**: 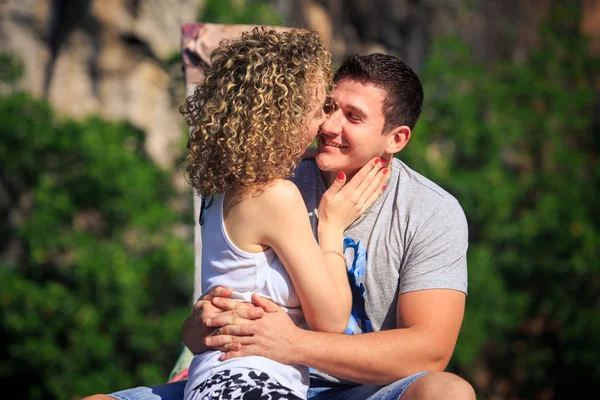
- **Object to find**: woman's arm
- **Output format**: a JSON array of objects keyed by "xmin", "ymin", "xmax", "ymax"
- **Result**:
[
  {"xmin": 254, "ymin": 158, "xmax": 387, "ymax": 333},
  {"xmin": 254, "ymin": 181, "xmax": 349, "ymax": 332},
  {"xmin": 315, "ymin": 158, "xmax": 388, "ymax": 313}
]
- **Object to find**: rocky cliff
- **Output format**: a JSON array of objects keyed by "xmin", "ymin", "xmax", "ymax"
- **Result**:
[
  {"xmin": 1, "ymin": 0, "xmax": 199, "ymax": 169},
  {"xmin": 1, "ymin": 0, "xmax": 598, "ymax": 170}
]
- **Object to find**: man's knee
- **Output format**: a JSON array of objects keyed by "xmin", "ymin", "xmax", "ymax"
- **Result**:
[{"xmin": 404, "ymin": 372, "xmax": 475, "ymax": 400}]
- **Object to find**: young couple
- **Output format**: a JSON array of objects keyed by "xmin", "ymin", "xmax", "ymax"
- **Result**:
[{"xmin": 85, "ymin": 27, "xmax": 475, "ymax": 400}]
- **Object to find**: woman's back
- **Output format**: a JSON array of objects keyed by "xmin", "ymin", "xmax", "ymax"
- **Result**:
[
  {"xmin": 200, "ymin": 186, "xmax": 305, "ymax": 325},
  {"xmin": 187, "ymin": 183, "xmax": 310, "ymax": 400}
]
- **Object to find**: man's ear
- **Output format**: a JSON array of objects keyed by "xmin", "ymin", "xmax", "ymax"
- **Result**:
[{"xmin": 385, "ymin": 125, "xmax": 411, "ymax": 155}]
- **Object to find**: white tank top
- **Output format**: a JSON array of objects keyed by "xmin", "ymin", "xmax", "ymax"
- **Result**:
[{"xmin": 184, "ymin": 193, "xmax": 309, "ymax": 399}]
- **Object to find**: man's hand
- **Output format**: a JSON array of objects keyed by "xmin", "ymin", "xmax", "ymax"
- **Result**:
[
  {"xmin": 206, "ymin": 294, "xmax": 304, "ymax": 365},
  {"xmin": 182, "ymin": 287, "xmax": 264, "ymax": 355}
]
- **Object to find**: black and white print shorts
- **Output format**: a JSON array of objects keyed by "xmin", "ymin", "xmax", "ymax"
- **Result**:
[{"xmin": 188, "ymin": 369, "xmax": 303, "ymax": 400}]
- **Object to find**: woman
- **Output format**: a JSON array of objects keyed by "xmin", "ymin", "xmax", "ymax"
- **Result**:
[{"xmin": 181, "ymin": 27, "xmax": 387, "ymax": 400}]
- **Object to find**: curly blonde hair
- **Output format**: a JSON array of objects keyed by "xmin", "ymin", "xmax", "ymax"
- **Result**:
[{"xmin": 181, "ymin": 27, "xmax": 332, "ymax": 197}]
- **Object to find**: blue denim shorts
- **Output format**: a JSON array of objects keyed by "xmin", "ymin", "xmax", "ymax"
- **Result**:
[
  {"xmin": 108, "ymin": 381, "xmax": 186, "ymax": 400},
  {"xmin": 307, "ymin": 372, "xmax": 429, "ymax": 400},
  {"xmin": 108, "ymin": 372, "xmax": 428, "ymax": 400}
]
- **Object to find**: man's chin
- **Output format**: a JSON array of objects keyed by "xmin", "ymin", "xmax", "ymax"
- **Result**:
[
  {"xmin": 316, "ymin": 154, "xmax": 368, "ymax": 179},
  {"xmin": 315, "ymin": 153, "xmax": 336, "ymax": 172}
]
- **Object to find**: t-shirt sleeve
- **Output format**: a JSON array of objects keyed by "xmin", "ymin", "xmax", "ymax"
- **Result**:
[{"xmin": 398, "ymin": 198, "xmax": 469, "ymax": 295}]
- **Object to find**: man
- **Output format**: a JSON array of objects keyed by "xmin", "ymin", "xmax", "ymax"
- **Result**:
[{"xmin": 87, "ymin": 53, "xmax": 474, "ymax": 400}]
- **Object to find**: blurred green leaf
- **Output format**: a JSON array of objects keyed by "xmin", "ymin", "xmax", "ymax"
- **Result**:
[{"xmin": 0, "ymin": 92, "xmax": 194, "ymax": 399}]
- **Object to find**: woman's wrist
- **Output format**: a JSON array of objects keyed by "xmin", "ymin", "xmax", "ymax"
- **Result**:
[
  {"xmin": 318, "ymin": 226, "xmax": 344, "ymax": 248},
  {"xmin": 322, "ymin": 250, "xmax": 347, "ymax": 264},
  {"xmin": 318, "ymin": 220, "xmax": 344, "ymax": 235}
]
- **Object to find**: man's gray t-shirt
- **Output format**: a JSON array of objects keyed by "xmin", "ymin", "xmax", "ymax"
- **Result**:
[{"xmin": 289, "ymin": 158, "xmax": 468, "ymax": 384}]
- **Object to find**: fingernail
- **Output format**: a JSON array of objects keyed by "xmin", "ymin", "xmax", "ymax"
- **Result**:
[
  {"xmin": 249, "ymin": 325, "xmax": 257, "ymax": 333},
  {"xmin": 381, "ymin": 159, "xmax": 388, "ymax": 165},
  {"xmin": 205, "ymin": 337, "xmax": 212, "ymax": 345},
  {"xmin": 383, "ymin": 168, "xmax": 389, "ymax": 175},
  {"xmin": 382, "ymin": 185, "xmax": 387, "ymax": 191},
  {"xmin": 375, "ymin": 157, "xmax": 381, "ymax": 164},
  {"xmin": 206, "ymin": 318, "xmax": 212, "ymax": 326},
  {"xmin": 337, "ymin": 171, "xmax": 345, "ymax": 180}
]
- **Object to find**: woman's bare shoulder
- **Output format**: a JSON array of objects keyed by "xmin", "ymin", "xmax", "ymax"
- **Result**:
[{"xmin": 246, "ymin": 179, "xmax": 305, "ymax": 217}]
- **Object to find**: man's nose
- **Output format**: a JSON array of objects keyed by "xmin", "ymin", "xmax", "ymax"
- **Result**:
[{"xmin": 321, "ymin": 109, "xmax": 343, "ymax": 135}]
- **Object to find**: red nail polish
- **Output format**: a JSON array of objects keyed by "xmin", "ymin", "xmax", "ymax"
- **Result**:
[
  {"xmin": 375, "ymin": 157, "xmax": 381, "ymax": 164},
  {"xmin": 383, "ymin": 168, "xmax": 389, "ymax": 175},
  {"xmin": 382, "ymin": 185, "xmax": 387, "ymax": 191},
  {"xmin": 381, "ymin": 159, "xmax": 388, "ymax": 165},
  {"xmin": 337, "ymin": 171, "xmax": 345, "ymax": 180}
]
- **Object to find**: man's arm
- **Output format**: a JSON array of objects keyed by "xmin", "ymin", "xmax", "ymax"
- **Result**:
[
  {"xmin": 209, "ymin": 199, "xmax": 469, "ymax": 383},
  {"xmin": 209, "ymin": 289, "xmax": 465, "ymax": 385}
]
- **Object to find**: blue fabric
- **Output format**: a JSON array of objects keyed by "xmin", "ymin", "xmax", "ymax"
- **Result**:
[
  {"xmin": 109, "ymin": 381, "xmax": 185, "ymax": 400},
  {"xmin": 307, "ymin": 373, "xmax": 429, "ymax": 400},
  {"xmin": 107, "ymin": 372, "xmax": 428, "ymax": 400}
]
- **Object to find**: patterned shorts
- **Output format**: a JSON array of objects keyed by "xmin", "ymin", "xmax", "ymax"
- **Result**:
[{"xmin": 188, "ymin": 369, "xmax": 303, "ymax": 400}]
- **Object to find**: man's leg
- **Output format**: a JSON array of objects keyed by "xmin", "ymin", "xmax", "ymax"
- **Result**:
[
  {"xmin": 82, "ymin": 345, "xmax": 193, "ymax": 400},
  {"xmin": 82, "ymin": 381, "xmax": 186, "ymax": 400},
  {"xmin": 308, "ymin": 372, "xmax": 475, "ymax": 400},
  {"xmin": 399, "ymin": 372, "xmax": 476, "ymax": 400}
]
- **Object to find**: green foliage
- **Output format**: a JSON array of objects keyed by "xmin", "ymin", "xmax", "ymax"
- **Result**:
[
  {"xmin": 0, "ymin": 2, "xmax": 598, "ymax": 399},
  {"xmin": 0, "ymin": 92, "xmax": 194, "ymax": 399},
  {"xmin": 199, "ymin": 0, "xmax": 285, "ymax": 26},
  {"xmin": 404, "ymin": 3, "xmax": 599, "ymax": 398},
  {"xmin": 0, "ymin": 52, "xmax": 24, "ymax": 84}
]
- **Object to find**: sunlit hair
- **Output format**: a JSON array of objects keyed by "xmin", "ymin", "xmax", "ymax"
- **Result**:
[{"xmin": 181, "ymin": 27, "xmax": 332, "ymax": 197}]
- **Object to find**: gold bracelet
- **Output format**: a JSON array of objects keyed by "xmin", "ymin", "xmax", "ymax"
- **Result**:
[{"xmin": 322, "ymin": 250, "xmax": 346, "ymax": 263}]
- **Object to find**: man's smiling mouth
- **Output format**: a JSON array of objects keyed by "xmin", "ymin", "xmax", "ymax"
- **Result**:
[{"xmin": 318, "ymin": 135, "xmax": 347, "ymax": 149}]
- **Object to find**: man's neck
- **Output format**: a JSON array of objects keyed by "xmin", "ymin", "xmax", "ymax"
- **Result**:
[{"xmin": 320, "ymin": 169, "xmax": 358, "ymax": 188}]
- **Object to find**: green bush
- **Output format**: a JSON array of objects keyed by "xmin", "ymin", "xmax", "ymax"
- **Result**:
[
  {"xmin": 404, "ymin": 3, "xmax": 599, "ymax": 398},
  {"xmin": 0, "ymin": 92, "xmax": 194, "ymax": 399},
  {"xmin": 199, "ymin": 0, "xmax": 285, "ymax": 26}
]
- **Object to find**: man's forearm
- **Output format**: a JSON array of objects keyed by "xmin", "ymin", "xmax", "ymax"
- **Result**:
[
  {"xmin": 290, "ymin": 327, "xmax": 449, "ymax": 385},
  {"xmin": 217, "ymin": 290, "xmax": 464, "ymax": 383}
]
